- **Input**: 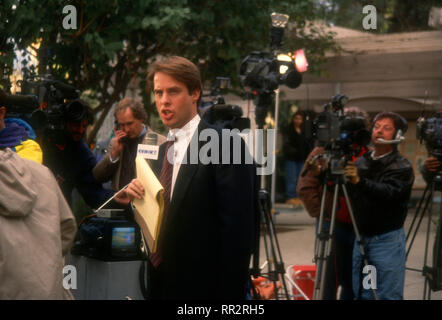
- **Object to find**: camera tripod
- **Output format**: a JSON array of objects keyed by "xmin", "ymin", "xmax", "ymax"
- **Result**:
[
  {"xmin": 250, "ymin": 175, "xmax": 290, "ymax": 300},
  {"xmin": 313, "ymin": 171, "xmax": 379, "ymax": 300},
  {"xmin": 406, "ymin": 174, "xmax": 442, "ymax": 300}
]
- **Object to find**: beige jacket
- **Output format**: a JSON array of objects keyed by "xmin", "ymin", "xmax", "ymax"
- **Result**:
[
  {"xmin": 93, "ymin": 127, "xmax": 166, "ymax": 191},
  {"xmin": 0, "ymin": 148, "xmax": 77, "ymax": 299}
]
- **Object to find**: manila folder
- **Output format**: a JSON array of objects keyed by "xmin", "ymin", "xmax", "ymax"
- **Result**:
[{"xmin": 133, "ymin": 156, "xmax": 164, "ymax": 253}]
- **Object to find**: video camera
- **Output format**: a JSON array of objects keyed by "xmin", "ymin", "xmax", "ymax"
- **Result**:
[
  {"xmin": 2, "ymin": 74, "xmax": 81, "ymax": 134},
  {"xmin": 71, "ymin": 209, "xmax": 144, "ymax": 262},
  {"xmin": 417, "ymin": 111, "xmax": 442, "ymax": 160},
  {"xmin": 239, "ymin": 12, "xmax": 303, "ymax": 128},
  {"xmin": 305, "ymin": 94, "xmax": 371, "ymax": 174},
  {"xmin": 239, "ymin": 51, "xmax": 302, "ymax": 93},
  {"xmin": 201, "ymin": 76, "xmax": 250, "ymax": 130}
]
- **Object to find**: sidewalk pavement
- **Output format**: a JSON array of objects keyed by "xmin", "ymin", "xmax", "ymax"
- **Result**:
[{"xmin": 258, "ymin": 202, "xmax": 442, "ymax": 300}]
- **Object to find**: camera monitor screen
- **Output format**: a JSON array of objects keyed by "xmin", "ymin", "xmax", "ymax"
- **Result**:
[{"xmin": 112, "ymin": 227, "xmax": 135, "ymax": 249}]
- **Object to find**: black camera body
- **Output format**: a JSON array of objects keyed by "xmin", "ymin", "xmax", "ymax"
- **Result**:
[
  {"xmin": 417, "ymin": 111, "xmax": 442, "ymax": 160},
  {"xmin": 201, "ymin": 77, "xmax": 251, "ymax": 130},
  {"xmin": 239, "ymin": 51, "xmax": 302, "ymax": 94},
  {"xmin": 306, "ymin": 95, "xmax": 370, "ymax": 174},
  {"xmin": 3, "ymin": 75, "xmax": 81, "ymax": 135},
  {"xmin": 238, "ymin": 13, "xmax": 303, "ymax": 129}
]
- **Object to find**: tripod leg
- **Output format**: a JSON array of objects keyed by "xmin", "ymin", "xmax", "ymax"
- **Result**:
[
  {"xmin": 341, "ymin": 183, "xmax": 379, "ymax": 300},
  {"xmin": 259, "ymin": 197, "xmax": 279, "ymax": 300},
  {"xmin": 423, "ymin": 182, "xmax": 435, "ymax": 272},
  {"xmin": 313, "ymin": 182, "xmax": 332, "ymax": 300},
  {"xmin": 316, "ymin": 183, "xmax": 339, "ymax": 300},
  {"xmin": 407, "ymin": 185, "xmax": 433, "ymax": 259},
  {"xmin": 256, "ymin": 190, "xmax": 290, "ymax": 300},
  {"xmin": 406, "ymin": 185, "xmax": 429, "ymax": 242},
  {"xmin": 264, "ymin": 206, "xmax": 290, "ymax": 299},
  {"xmin": 422, "ymin": 182, "xmax": 436, "ymax": 299}
]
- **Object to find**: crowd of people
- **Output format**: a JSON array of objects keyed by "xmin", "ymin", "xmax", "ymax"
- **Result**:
[{"xmin": 0, "ymin": 55, "xmax": 438, "ymax": 300}]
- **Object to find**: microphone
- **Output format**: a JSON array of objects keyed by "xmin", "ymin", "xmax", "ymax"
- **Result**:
[
  {"xmin": 137, "ymin": 132, "xmax": 160, "ymax": 161},
  {"xmin": 376, "ymin": 130, "xmax": 405, "ymax": 144},
  {"xmin": 376, "ymin": 137, "xmax": 404, "ymax": 144},
  {"xmin": 146, "ymin": 133, "xmax": 158, "ymax": 145}
]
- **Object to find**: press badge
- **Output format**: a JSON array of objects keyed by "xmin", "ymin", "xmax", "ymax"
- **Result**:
[{"xmin": 137, "ymin": 144, "xmax": 159, "ymax": 160}]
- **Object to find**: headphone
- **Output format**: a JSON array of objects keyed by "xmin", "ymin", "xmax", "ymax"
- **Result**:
[{"xmin": 372, "ymin": 112, "xmax": 408, "ymax": 144}]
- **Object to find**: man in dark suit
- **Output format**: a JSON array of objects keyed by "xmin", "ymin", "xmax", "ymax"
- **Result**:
[{"xmin": 117, "ymin": 56, "xmax": 255, "ymax": 300}]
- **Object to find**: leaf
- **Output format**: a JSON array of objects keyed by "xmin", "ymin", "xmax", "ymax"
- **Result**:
[
  {"xmin": 105, "ymin": 41, "xmax": 124, "ymax": 52},
  {"xmin": 125, "ymin": 16, "xmax": 136, "ymax": 25}
]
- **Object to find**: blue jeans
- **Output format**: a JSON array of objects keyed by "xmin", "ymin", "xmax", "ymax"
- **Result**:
[
  {"xmin": 285, "ymin": 160, "xmax": 304, "ymax": 199},
  {"xmin": 352, "ymin": 228, "xmax": 406, "ymax": 300}
]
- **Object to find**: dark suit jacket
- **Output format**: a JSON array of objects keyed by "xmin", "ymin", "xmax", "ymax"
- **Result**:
[{"xmin": 149, "ymin": 120, "xmax": 256, "ymax": 300}]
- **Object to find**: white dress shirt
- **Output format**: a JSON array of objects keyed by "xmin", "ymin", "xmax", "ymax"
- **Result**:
[{"xmin": 166, "ymin": 114, "xmax": 201, "ymax": 198}]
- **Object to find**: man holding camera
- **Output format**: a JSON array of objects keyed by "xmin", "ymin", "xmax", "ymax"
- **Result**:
[
  {"xmin": 297, "ymin": 106, "xmax": 370, "ymax": 300},
  {"xmin": 93, "ymin": 97, "xmax": 166, "ymax": 192},
  {"xmin": 344, "ymin": 111, "xmax": 414, "ymax": 300},
  {"xmin": 42, "ymin": 99, "xmax": 113, "ymax": 209}
]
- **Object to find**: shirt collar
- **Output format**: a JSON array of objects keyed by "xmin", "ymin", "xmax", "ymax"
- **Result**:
[
  {"xmin": 167, "ymin": 114, "xmax": 201, "ymax": 143},
  {"xmin": 371, "ymin": 150, "xmax": 393, "ymax": 161},
  {"xmin": 137, "ymin": 125, "xmax": 147, "ymax": 138}
]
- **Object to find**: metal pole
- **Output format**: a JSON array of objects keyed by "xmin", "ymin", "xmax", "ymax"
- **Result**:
[{"xmin": 270, "ymin": 88, "xmax": 280, "ymax": 206}]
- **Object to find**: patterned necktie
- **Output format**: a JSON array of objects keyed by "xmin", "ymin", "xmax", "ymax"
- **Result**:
[{"xmin": 149, "ymin": 140, "xmax": 174, "ymax": 268}]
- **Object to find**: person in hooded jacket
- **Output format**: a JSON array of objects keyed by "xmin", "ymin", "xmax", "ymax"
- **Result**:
[
  {"xmin": 0, "ymin": 148, "xmax": 77, "ymax": 299},
  {"xmin": 0, "ymin": 102, "xmax": 43, "ymax": 164}
]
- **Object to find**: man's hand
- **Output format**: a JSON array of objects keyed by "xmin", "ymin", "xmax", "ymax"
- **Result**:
[
  {"xmin": 344, "ymin": 161, "xmax": 360, "ymax": 184},
  {"xmin": 306, "ymin": 159, "xmax": 322, "ymax": 177},
  {"xmin": 114, "ymin": 179, "xmax": 145, "ymax": 205},
  {"xmin": 425, "ymin": 156, "xmax": 441, "ymax": 172},
  {"xmin": 110, "ymin": 129, "xmax": 127, "ymax": 159}
]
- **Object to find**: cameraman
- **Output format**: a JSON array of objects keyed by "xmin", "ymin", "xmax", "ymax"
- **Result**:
[
  {"xmin": 297, "ymin": 106, "xmax": 370, "ymax": 300},
  {"xmin": 42, "ymin": 99, "xmax": 113, "ymax": 209},
  {"xmin": 344, "ymin": 111, "xmax": 414, "ymax": 300},
  {"xmin": 93, "ymin": 97, "xmax": 166, "ymax": 192},
  {"xmin": 0, "ymin": 93, "xmax": 42, "ymax": 164}
]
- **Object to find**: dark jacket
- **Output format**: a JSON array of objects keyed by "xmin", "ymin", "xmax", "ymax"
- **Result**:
[
  {"xmin": 149, "ymin": 120, "xmax": 256, "ymax": 300},
  {"xmin": 42, "ymin": 131, "xmax": 113, "ymax": 209},
  {"xmin": 349, "ymin": 149, "xmax": 414, "ymax": 236},
  {"xmin": 297, "ymin": 146, "xmax": 368, "ymax": 223},
  {"xmin": 93, "ymin": 127, "xmax": 166, "ymax": 191},
  {"xmin": 282, "ymin": 124, "xmax": 311, "ymax": 162}
]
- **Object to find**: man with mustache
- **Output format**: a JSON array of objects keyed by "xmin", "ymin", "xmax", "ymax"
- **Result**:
[{"xmin": 344, "ymin": 112, "xmax": 414, "ymax": 300}]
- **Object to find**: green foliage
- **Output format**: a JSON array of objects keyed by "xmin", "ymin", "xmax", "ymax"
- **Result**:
[{"xmin": 1, "ymin": 0, "xmax": 337, "ymax": 141}]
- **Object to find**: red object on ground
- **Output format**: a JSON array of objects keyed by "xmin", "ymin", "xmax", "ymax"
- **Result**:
[{"xmin": 290, "ymin": 265, "xmax": 316, "ymax": 300}]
